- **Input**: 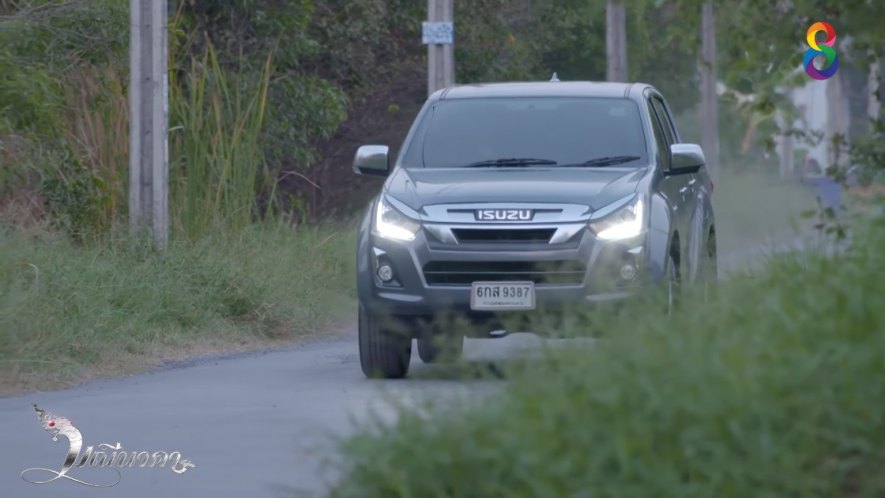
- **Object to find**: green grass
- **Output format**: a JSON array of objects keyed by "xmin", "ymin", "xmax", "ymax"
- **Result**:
[
  {"xmin": 169, "ymin": 42, "xmax": 274, "ymax": 238},
  {"xmin": 331, "ymin": 212, "xmax": 885, "ymax": 497},
  {"xmin": 0, "ymin": 222, "xmax": 356, "ymax": 395}
]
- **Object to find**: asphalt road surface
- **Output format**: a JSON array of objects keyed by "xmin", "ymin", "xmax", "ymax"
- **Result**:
[
  {"xmin": 1, "ymin": 330, "xmax": 539, "ymax": 497},
  {"xmin": 0, "ymin": 235, "xmax": 814, "ymax": 498}
]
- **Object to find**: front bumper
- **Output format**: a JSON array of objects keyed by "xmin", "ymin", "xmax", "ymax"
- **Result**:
[{"xmin": 358, "ymin": 225, "xmax": 649, "ymax": 324}]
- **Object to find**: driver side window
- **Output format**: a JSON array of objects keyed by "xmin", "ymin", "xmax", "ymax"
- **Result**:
[
  {"xmin": 646, "ymin": 99, "xmax": 670, "ymax": 170},
  {"xmin": 651, "ymin": 97, "xmax": 677, "ymax": 145}
]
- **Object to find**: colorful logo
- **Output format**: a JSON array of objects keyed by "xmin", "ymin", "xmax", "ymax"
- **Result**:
[{"xmin": 803, "ymin": 22, "xmax": 838, "ymax": 80}]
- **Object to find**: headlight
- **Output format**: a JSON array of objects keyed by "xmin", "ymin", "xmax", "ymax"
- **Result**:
[
  {"xmin": 375, "ymin": 196, "xmax": 420, "ymax": 241},
  {"xmin": 589, "ymin": 195, "xmax": 645, "ymax": 240}
]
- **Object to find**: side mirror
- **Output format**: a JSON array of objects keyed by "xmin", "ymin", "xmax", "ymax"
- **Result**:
[
  {"xmin": 669, "ymin": 143, "xmax": 705, "ymax": 173},
  {"xmin": 353, "ymin": 145, "xmax": 390, "ymax": 176}
]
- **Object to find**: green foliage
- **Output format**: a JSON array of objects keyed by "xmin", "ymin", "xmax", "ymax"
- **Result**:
[
  {"xmin": 263, "ymin": 75, "xmax": 350, "ymax": 166},
  {"xmin": 0, "ymin": 1, "xmax": 129, "ymax": 237},
  {"xmin": 452, "ymin": 0, "xmax": 550, "ymax": 83},
  {"xmin": 168, "ymin": 44, "xmax": 272, "ymax": 237},
  {"xmin": 534, "ymin": 0, "xmax": 605, "ymax": 82},
  {"xmin": 628, "ymin": 0, "xmax": 702, "ymax": 112},
  {"xmin": 0, "ymin": 221, "xmax": 356, "ymax": 393},
  {"xmin": 848, "ymin": 118, "xmax": 885, "ymax": 184},
  {"xmin": 176, "ymin": 0, "xmax": 424, "ymax": 171},
  {"xmin": 2, "ymin": 0, "xmax": 128, "ymax": 67},
  {"xmin": 452, "ymin": 0, "xmax": 704, "ymax": 113},
  {"xmin": 2, "ymin": 0, "xmax": 424, "ymax": 237},
  {"xmin": 332, "ymin": 211, "xmax": 885, "ymax": 498},
  {"xmin": 0, "ymin": 0, "xmax": 128, "ymax": 133},
  {"xmin": 305, "ymin": 0, "xmax": 396, "ymax": 89},
  {"xmin": 716, "ymin": 0, "xmax": 884, "ymax": 112},
  {"xmin": 0, "ymin": 54, "xmax": 62, "ymax": 135},
  {"xmin": 41, "ymin": 153, "xmax": 113, "ymax": 240},
  {"xmin": 175, "ymin": 0, "xmax": 318, "ymax": 70},
  {"xmin": 2, "ymin": 0, "xmax": 884, "ymax": 236}
]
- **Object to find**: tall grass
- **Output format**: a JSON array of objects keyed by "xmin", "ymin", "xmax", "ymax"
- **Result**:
[
  {"xmin": 0, "ymin": 220, "xmax": 356, "ymax": 395},
  {"xmin": 59, "ymin": 67, "xmax": 130, "ymax": 233},
  {"xmin": 169, "ymin": 44, "xmax": 273, "ymax": 238},
  {"xmin": 331, "ymin": 211, "xmax": 885, "ymax": 497}
]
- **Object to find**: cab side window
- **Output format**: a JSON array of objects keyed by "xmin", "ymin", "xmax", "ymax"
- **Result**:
[
  {"xmin": 646, "ymin": 99, "xmax": 670, "ymax": 170},
  {"xmin": 398, "ymin": 105, "xmax": 435, "ymax": 167},
  {"xmin": 650, "ymin": 97, "xmax": 676, "ymax": 146},
  {"xmin": 651, "ymin": 96, "xmax": 676, "ymax": 146}
]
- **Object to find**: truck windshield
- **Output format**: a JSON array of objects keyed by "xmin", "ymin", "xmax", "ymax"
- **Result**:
[{"xmin": 403, "ymin": 97, "xmax": 648, "ymax": 169}]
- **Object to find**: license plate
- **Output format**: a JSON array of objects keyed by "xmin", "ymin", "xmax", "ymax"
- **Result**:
[{"xmin": 470, "ymin": 281, "xmax": 535, "ymax": 311}]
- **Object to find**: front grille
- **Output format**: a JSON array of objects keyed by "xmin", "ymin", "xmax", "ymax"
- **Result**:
[
  {"xmin": 423, "ymin": 260, "xmax": 586, "ymax": 286},
  {"xmin": 452, "ymin": 228, "xmax": 555, "ymax": 244}
]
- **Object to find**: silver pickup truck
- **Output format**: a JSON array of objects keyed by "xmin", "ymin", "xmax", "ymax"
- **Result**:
[{"xmin": 353, "ymin": 80, "xmax": 717, "ymax": 378}]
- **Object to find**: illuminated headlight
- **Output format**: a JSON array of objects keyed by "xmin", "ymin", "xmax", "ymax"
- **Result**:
[
  {"xmin": 589, "ymin": 195, "xmax": 645, "ymax": 240},
  {"xmin": 375, "ymin": 196, "xmax": 420, "ymax": 241}
]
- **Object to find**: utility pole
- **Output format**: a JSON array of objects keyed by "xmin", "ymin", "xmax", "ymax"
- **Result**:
[
  {"xmin": 868, "ymin": 57, "xmax": 880, "ymax": 122},
  {"xmin": 699, "ymin": 1, "xmax": 719, "ymax": 184},
  {"xmin": 605, "ymin": 1, "xmax": 627, "ymax": 82},
  {"xmin": 129, "ymin": 0, "xmax": 169, "ymax": 249},
  {"xmin": 424, "ymin": 0, "xmax": 454, "ymax": 97}
]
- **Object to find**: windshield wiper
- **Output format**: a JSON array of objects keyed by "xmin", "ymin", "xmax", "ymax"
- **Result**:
[
  {"xmin": 465, "ymin": 157, "xmax": 558, "ymax": 168},
  {"xmin": 561, "ymin": 155, "xmax": 642, "ymax": 167}
]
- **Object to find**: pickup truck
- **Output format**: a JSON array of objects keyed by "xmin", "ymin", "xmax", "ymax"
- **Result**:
[{"xmin": 353, "ymin": 80, "xmax": 717, "ymax": 378}]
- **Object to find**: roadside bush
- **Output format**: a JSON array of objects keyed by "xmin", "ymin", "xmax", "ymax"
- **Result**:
[
  {"xmin": 332, "ymin": 211, "xmax": 885, "ymax": 497},
  {"xmin": 848, "ymin": 118, "xmax": 885, "ymax": 186}
]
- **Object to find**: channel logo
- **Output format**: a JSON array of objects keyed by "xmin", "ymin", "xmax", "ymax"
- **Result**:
[{"xmin": 803, "ymin": 21, "xmax": 838, "ymax": 80}]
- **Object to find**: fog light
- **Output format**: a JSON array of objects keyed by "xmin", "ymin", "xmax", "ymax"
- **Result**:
[
  {"xmin": 620, "ymin": 264, "xmax": 637, "ymax": 281},
  {"xmin": 377, "ymin": 263, "xmax": 394, "ymax": 282}
]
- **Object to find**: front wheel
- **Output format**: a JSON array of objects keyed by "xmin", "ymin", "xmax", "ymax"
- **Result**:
[
  {"xmin": 700, "ymin": 230, "xmax": 718, "ymax": 302},
  {"xmin": 665, "ymin": 252, "xmax": 681, "ymax": 315},
  {"xmin": 358, "ymin": 305, "xmax": 412, "ymax": 379}
]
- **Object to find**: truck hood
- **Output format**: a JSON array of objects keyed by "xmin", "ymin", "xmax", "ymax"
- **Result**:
[{"xmin": 384, "ymin": 166, "xmax": 649, "ymax": 212}]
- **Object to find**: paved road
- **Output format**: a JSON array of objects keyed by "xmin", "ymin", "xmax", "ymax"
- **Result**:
[
  {"xmin": 0, "ymin": 233, "xmax": 817, "ymax": 497},
  {"xmin": 1, "ymin": 328, "xmax": 548, "ymax": 497}
]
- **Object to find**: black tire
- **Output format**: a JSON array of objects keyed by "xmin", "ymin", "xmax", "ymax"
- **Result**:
[
  {"xmin": 666, "ymin": 252, "xmax": 681, "ymax": 315},
  {"xmin": 358, "ymin": 305, "xmax": 411, "ymax": 379},
  {"xmin": 417, "ymin": 332, "xmax": 464, "ymax": 364},
  {"xmin": 701, "ymin": 230, "xmax": 718, "ymax": 302}
]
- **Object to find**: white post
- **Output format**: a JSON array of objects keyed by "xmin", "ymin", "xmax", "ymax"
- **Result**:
[
  {"xmin": 605, "ymin": 1, "xmax": 627, "ymax": 82},
  {"xmin": 129, "ymin": 0, "xmax": 168, "ymax": 248},
  {"xmin": 151, "ymin": 0, "xmax": 169, "ymax": 249},
  {"xmin": 868, "ymin": 58, "xmax": 881, "ymax": 121},
  {"xmin": 699, "ymin": 1, "xmax": 719, "ymax": 184},
  {"xmin": 426, "ymin": 0, "xmax": 454, "ymax": 97},
  {"xmin": 129, "ymin": 0, "xmax": 142, "ymax": 233}
]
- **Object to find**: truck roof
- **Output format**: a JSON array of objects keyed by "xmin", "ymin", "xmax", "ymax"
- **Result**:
[{"xmin": 436, "ymin": 81, "xmax": 652, "ymax": 100}]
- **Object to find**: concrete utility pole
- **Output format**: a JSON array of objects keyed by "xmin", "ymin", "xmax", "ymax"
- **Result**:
[
  {"xmin": 699, "ymin": 1, "xmax": 719, "ymax": 184},
  {"xmin": 868, "ymin": 58, "xmax": 881, "ymax": 121},
  {"xmin": 605, "ymin": 1, "xmax": 627, "ymax": 82},
  {"xmin": 425, "ymin": 0, "xmax": 455, "ymax": 96},
  {"xmin": 129, "ymin": 0, "xmax": 169, "ymax": 249}
]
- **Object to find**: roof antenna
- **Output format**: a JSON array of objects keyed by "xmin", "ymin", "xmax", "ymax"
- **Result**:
[{"xmin": 550, "ymin": 72, "xmax": 560, "ymax": 82}]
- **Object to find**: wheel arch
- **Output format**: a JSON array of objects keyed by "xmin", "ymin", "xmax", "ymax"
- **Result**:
[{"xmin": 647, "ymin": 190, "xmax": 679, "ymax": 283}]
